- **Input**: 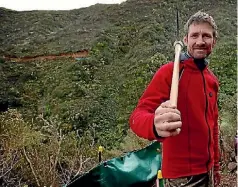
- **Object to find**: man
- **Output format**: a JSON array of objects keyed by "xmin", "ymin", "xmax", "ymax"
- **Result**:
[{"xmin": 129, "ymin": 11, "xmax": 221, "ymax": 187}]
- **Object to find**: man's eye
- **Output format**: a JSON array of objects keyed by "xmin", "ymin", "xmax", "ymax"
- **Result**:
[
  {"xmin": 191, "ymin": 34, "xmax": 198, "ymax": 38},
  {"xmin": 203, "ymin": 34, "xmax": 212, "ymax": 38}
]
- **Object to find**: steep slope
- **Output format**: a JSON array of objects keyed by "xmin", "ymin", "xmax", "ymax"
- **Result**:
[{"xmin": 0, "ymin": 0, "xmax": 236, "ymax": 147}]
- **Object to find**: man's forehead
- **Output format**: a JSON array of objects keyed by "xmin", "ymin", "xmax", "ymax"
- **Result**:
[{"xmin": 188, "ymin": 22, "xmax": 214, "ymax": 33}]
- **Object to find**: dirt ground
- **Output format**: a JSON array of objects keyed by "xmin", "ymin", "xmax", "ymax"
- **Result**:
[{"xmin": 219, "ymin": 172, "xmax": 237, "ymax": 187}]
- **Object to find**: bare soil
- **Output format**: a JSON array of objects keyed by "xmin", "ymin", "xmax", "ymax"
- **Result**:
[
  {"xmin": 219, "ymin": 172, "xmax": 237, "ymax": 187},
  {"xmin": 3, "ymin": 50, "xmax": 88, "ymax": 62}
]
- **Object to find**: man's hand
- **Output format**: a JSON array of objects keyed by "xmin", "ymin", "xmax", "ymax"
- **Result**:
[{"xmin": 154, "ymin": 100, "xmax": 182, "ymax": 137}]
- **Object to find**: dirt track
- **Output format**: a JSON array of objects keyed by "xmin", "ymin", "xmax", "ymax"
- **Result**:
[{"xmin": 3, "ymin": 50, "xmax": 88, "ymax": 62}]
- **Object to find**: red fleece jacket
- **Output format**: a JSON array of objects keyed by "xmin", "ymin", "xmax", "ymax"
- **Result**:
[{"xmin": 130, "ymin": 57, "xmax": 220, "ymax": 178}]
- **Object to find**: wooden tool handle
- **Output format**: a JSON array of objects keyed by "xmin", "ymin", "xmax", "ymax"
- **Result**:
[{"xmin": 170, "ymin": 41, "xmax": 183, "ymax": 107}]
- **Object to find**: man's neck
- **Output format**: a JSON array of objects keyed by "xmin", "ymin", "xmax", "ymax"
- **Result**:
[{"xmin": 185, "ymin": 51, "xmax": 208, "ymax": 71}]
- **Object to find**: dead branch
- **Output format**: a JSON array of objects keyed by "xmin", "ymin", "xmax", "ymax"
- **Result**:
[{"xmin": 23, "ymin": 147, "xmax": 40, "ymax": 187}]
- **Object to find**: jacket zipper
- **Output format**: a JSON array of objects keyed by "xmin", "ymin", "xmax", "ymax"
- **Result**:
[
  {"xmin": 201, "ymin": 71, "xmax": 211, "ymax": 171},
  {"xmin": 179, "ymin": 66, "xmax": 185, "ymax": 81}
]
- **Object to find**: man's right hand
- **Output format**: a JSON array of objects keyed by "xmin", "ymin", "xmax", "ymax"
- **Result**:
[{"xmin": 154, "ymin": 100, "xmax": 182, "ymax": 137}]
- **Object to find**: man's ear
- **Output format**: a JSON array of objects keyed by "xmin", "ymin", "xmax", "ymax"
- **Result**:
[
  {"xmin": 183, "ymin": 36, "xmax": 188, "ymax": 46},
  {"xmin": 212, "ymin": 38, "xmax": 216, "ymax": 48}
]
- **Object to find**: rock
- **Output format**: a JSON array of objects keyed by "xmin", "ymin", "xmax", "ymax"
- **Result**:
[
  {"xmin": 228, "ymin": 162, "xmax": 237, "ymax": 172},
  {"xmin": 230, "ymin": 151, "xmax": 236, "ymax": 160}
]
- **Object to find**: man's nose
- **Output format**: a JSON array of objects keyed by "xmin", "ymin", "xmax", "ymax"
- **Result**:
[{"xmin": 196, "ymin": 35, "xmax": 205, "ymax": 45}]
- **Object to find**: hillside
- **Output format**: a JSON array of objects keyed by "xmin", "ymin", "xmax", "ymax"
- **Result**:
[
  {"xmin": 1, "ymin": 0, "xmax": 236, "ymax": 57},
  {"xmin": 0, "ymin": 0, "xmax": 237, "ymax": 186},
  {"xmin": 1, "ymin": 0, "xmax": 236, "ymax": 139}
]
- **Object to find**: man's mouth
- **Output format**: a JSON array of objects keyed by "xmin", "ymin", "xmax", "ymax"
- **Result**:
[
  {"xmin": 194, "ymin": 48, "xmax": 207, "ymax": 50},
  {"xmin": 194, "ymin": 48, "xmax": 207, "ymax": 51}
]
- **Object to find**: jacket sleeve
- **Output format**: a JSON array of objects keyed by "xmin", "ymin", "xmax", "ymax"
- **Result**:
[
  {"xmin": 213, "ymin": 96, "xmax": 220, "ymax": 172},
  {"xmin": 129, "ymin": 63, "xmax": 172, "ymax": 141}
]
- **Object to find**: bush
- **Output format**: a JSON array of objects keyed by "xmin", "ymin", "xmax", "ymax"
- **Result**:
[{"xmin": 0, "ymin": 109, "xmax": 100, "ymax": 186}]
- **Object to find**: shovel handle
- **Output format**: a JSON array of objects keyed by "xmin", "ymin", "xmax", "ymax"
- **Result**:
[{"xmin": 170, "ymin": 41, "xmax": 183, "ymax": 107}]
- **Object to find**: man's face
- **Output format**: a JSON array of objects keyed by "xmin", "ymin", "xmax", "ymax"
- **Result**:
[{"xmin": 183, "ymin": 22, "xmax": 216, "ymax": 59}]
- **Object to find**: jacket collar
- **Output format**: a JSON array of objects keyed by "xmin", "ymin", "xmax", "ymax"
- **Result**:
[{"xmin": 180, "ymin": 52, "xmax": 209, "ymax": 71}]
